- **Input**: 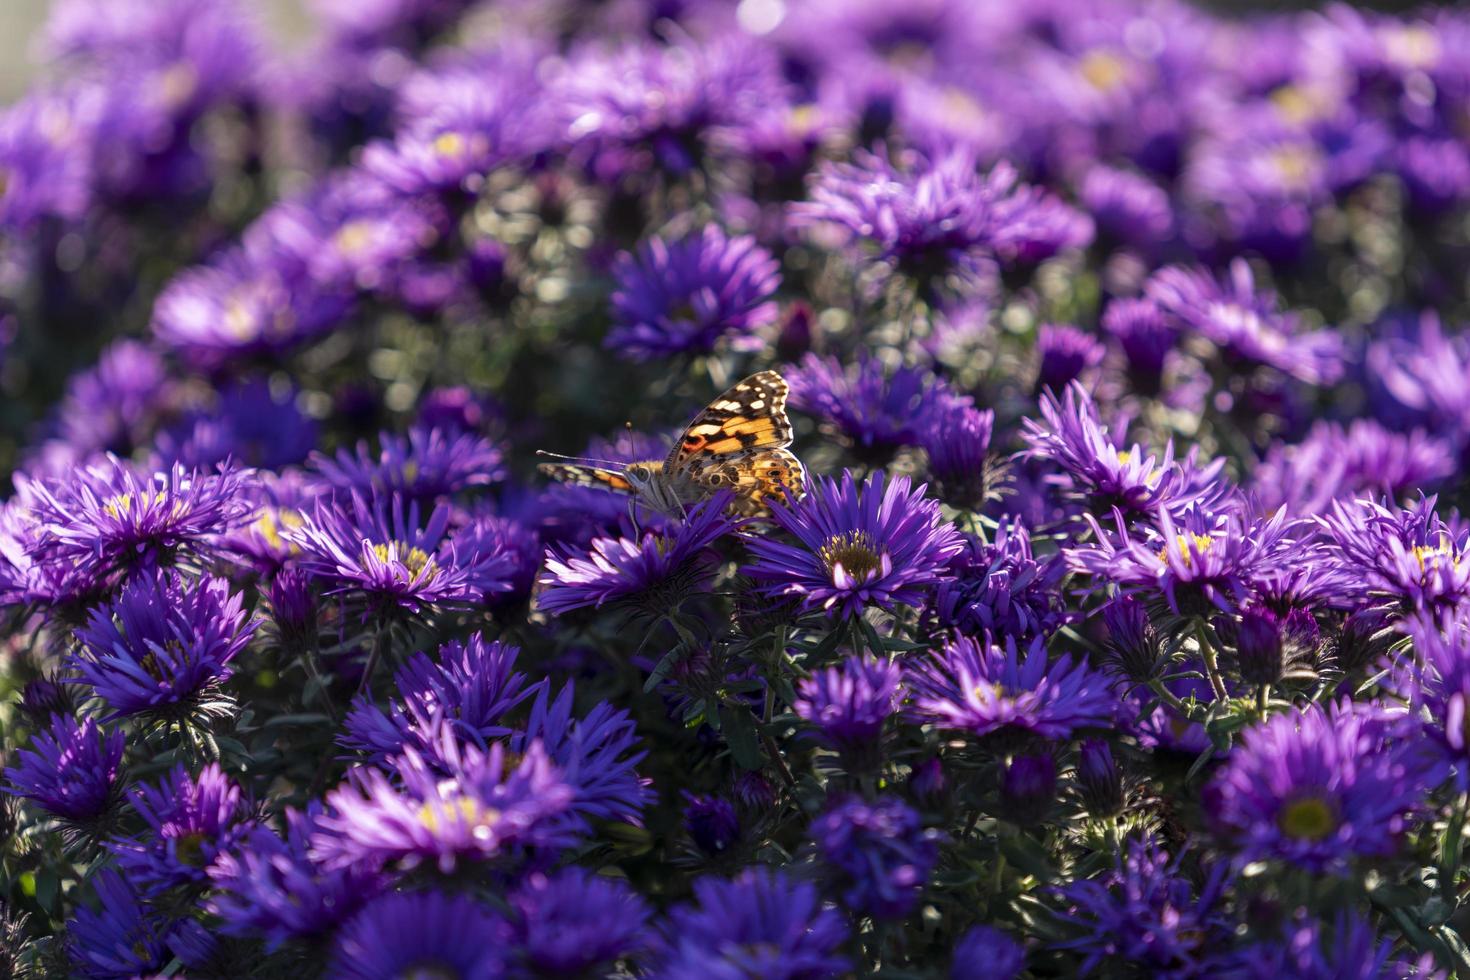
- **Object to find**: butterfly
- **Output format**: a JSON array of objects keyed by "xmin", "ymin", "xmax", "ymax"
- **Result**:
[{"xmin": 537, "ymin": 370, "xmax": 807, "ymax": 518}]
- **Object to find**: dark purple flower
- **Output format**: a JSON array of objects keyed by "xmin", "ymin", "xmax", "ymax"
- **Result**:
[
  {"xmin": 1146, "ymin": 259, "xmax": 1343, "ymax": 385},
  {"xmin": 649, "ymin": 868, "xmax": 850, "ymax": 979},
  {"xmin": 1077, "ymin": 739, "xmax": 1124, "ymax": 817},
  {"xmin": 18, "ymin": 456, "xmax": 254, "ymax": 587},
  {"xmin": 512, "ymin": 682, "xmax": 651, "ymax": 825},
  {"xmin": 509, "ymin": 868, "xmax": 651, "ymax": 977},
  {"xmin": 0, "ymin": 88, "xmax": 94, "ymax": 229},
  {"xmin": 745, "ymin": 471, "xmax": 962, "ymax": 620},
  {"xmin": 1022, "ymin": 382, "xmax": 1226, "ymax": 519},
  {"xmin": 208, "ymin": 803, "xmax": 384, "ymax": 949},
  {"xmin": 1001, "ymin": 753, "xmax": 1059, "ymax": 824},
  {"xmin": 453, "ymin": 510, "xmax": 542, "ymax": 604},
  {"xmin": 342, "ymin": 634, "xmax": 537, "ymax": 764},
  {"xmin": 287, "ymin": 491, "xmax": 512, "ymax": 614},
  {"xmin": 683, "ymin": 793, "xmax": 740, "ymax": 856},
  {"xmin": 1367, "ymin": 314, "xmax": 1470, "ymax": 449},
  {"xmin": 154, "ymin": 380, "xmax": 318, "ymax": 471},
  {"xmin": 813, "ymin": 795, "xmax": 941, "ymax": 921},
  {"xmin": 1393, "ymin": 614, "xmax": 1470, "ymax": 781},
  {"xmin": 1228, "ymin": 910, "xmax": 1439, "ymax": 980},
  {"xmin": 312, "ymin": 425, "xmax": 505, "ymax": 503},
  {"xmin": 326, "ymin": 890, "xmax": 507, "ymax": 980},
  {"xmin": 1080, "ymin": 165, "xmax": 1173, "ymax": 246},
  {"xmin": 1035, "ymin": 324, "xmax": 1105, "ymax": 393},
  {"xmin": 67, "ymin": 870, "xmax": 169, "ymax": 979},
  {"xmin": 932, "ymin": 521, "xmax": 1071, "ymax": 641},
  {"xmin": 906, "ymin": 635, "xmax": 1114, "ymax": 742},
  {"xmin": 1317, "ymin": 495, "xmax": 1470, "ymax": 616},
  {"xmin": 794, "ymin": 653, "xmax": 902, "ymax": 754},
  {"xmin": 952, "ymin": 925, "xmax": 1026, "ymax": 980},
  {"xmin": 606, "ymin": 227, "xmax": 781, "ymax": 362},
  {"xmin": 1207, "ymin": 701, "xmax": 1447, "ymax": 872},
  {"xmin": 918, "ymin": 398, "xmax": 995, "ymax": 510},
  {"xmin": 1053, "ymin": 835, "xmax": 1231, "ymax": 978},
  {"xmin": 1100, "ymin": 595, "xmax": 1165, "ymax": 682},
  {"xmin": 1102, "ymin": 298, "xmax": 1177, "ymax": 394},
  {"xmin": 71, "ymin": 571, "xmax": 253, "ymax": 719},
  {"xmin": 538, "ymin": 494, "xmax": 734, "ymax": 616},
  {"xmin": 788, "ymin": 353, "xmax": 969, "ymax": 456},
  {"xmin": 3, "ymin": 714, "xmax": 123, "ymax": 823},
  {"xmin": 313, "ymin": 737, "xmax": 579, "ymax": 874},
  {"xmin": 109, "ymin": 763, "xmax": 251, "ymax": 893}
]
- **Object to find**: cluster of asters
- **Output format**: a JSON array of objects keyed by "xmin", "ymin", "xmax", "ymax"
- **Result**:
[{"xmin": 2, "ymin": 0, "xmax": 1470, "ymax": 977}]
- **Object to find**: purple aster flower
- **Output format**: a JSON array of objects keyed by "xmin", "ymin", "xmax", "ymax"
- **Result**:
[
  {"xmin": 744, "ymin": 471, "xmax": 963, "ymax": 620},
  {"xmin": 0, "ymin": 88, "xmax": 95, "ymax": 229},
  {"xmin": 3, "ymin": 714, "xmax": 123, "ymax": 824},
  {"xmin": 649, "ymin": 868, "xmax": 851, "ymax": 979},
  {"xmin": 1146, "ymin": 259, "xmax": 1343, "ymax": 385},
  {"xmin": 1392, "ymin": 614, "xmax": 1470, "ymax": 782},
  {"xmin": 154, "ymin": 380, "xmax": 318, "ymax": 471},
  {"xmin": 789, "ymin": 147, "xmax": 1004, "ymax": 291},
  {"xmin": 606, "ymin": 227, "xmax": 781, "ymax": 362},
  {"xmin": 508, "ymin": 868, "xmax": 651, "ymax": 976},
  {"xmin": 559, "ymin": 35, "xmax": 785, "ymax": 177},
  {"xmin": 67, "ymin": 870, "xmax": 169, "ymax": 979},
  {"xmin": 70, "ymin": 571, "xmax": 253, "ymax": 720},
  {"xmin": 1080, "ymin": 164, "xmax": 1173, "ymax": 247},
  {"xmin": 907, "ymin": 634, "xmax": 1113, "ymax": 743},
  {"xmin": 1068, "ymin": 503, "xmax": 1301, "ymax": 616},
  {"xmin": 1022, "ymin": 382, "xmax": 1226, "ymax": 520},
  {"xmin": 918, "ymin": 398, "xmax": 995, "ymax": 510},
  {"xmin": 788, "ymin": 353, "xmax": 970, "ymax": 457},
  {"xmin": 794, "ymin": 653, "xmax": 902, "ymax": 757},
  {"xmin": 208, "ymin": 803, "xmax": 384, "ymax": 949},
  {"xmin": 1102, "ymin": 298, "xmax": 1177, "ymax": 396},
  {"xmin": 952, "ymin": 925, "xmax": 1026, "ymax": 980},
  {"xmin": 683, "ymin": 792, "xmax": 740, "ymax": 857},
  {"xmin": 1317, "ymin": 496, "xmax": 1470, "ymax": 616},
  {"xmin": 326, "ymin": 890, "xmax": 507, "ymax": 980},
  {"xmin": 286, "ymin": 491, "xmax": 512, "ymax": 614},
  {"xmin": 1399, "ymin": 135, "xmax": 1470, "ymax": 212},
  {"xmin": 453, "ymin": 510, "xmax": 541, "ymax": 605},
  {"xmin": 313, "ymin": 737, "xmax": 579, "ymax": 874},
  {"xmin": 1253, "ymin": 421, "xmax": 1455, "ymax": 518},
  {"xmin": 1076, "ymin": 739, "xmax": 1124, "ymax": 816},
  {"xmin": 311, "ymin": 425, "xmax": 505, "ymax": 504},
  {"xmin": 342, "ymin": 633, "xmax": 537, "ymax": 764},
  {"xmin": 55, "ymin": 340, "xmax": 170, "ymax": 459},
  {"xmin": 985, "ymin": 174, "xmax": 1094, "ymax": 267},
  {"xmin": 109, "ymin": 763, "xmax": 251, "ymax": 894},
  {"xmin": 1228, "ymin": 910, "xmax": 1441, "ymax": 980},
  {"xmin": 1035, "ymin": 324, "xmax": 1105, "ymax": 393},
  {"xmin": 512, "ymin": 682, "xmax": 651, "ymax": 826},
  {"xmin": 151, "ymin": 245, "xmax": 350, "ymax": 368},
  {"xmin": 538, "ymin": 494, "xmax": 735, "ymax": 617},
  {"xmin": 1217, "ymin": 605, "xmax": 1320, "ymax": 687},
  {"xmin": 931, "ymin": 521, "xmax": 1071, "ymax": 641},
  {"xmin": 1206, "ymin": 701, "xmax": 1448, "ymax": 872},
  {"xmin": 1366, "ymin": 314, "xmax": 1470, "ymax": 449},
  {"xmin": 813, "ymin": 795, "xmax": 941, "ymax": 921},
  {"xmin": 1053, "ymin": 834, "xmax": 1231, "ymax": 978},
  {"xmin": 1099, "ymin": 595, "xmax": 1165, "ymax": 683},
  {"xmin": 18, "ymin": 456, "xmax": 254, "ymax": 588}
]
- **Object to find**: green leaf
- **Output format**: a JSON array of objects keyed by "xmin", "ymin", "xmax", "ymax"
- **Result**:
[{"xmin": 720, "ymin": 704, "xmax": 763, "ymax": 770}]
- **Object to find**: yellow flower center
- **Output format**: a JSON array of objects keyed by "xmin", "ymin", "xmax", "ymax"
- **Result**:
[
  {"xmin": 1268, "ymin": 146, "xmax": 1318, "ymax": 190},
  {"xmin": 333, "ymin": 220, "xmax": 376, "ymax": 256},
  {"xmin": 158, "ymin": 62, "xmax": 198, "ymax": 109},
  {"xmin": 1412, "ymin": 542, "xmax": 1460, "ymax": 572},
  {"xmin": 1079, "ymin": 50, "xmax": 1129, "ymax": 92},
  {"xmin": 254, "ymin": 508, "xmax": 305, "ymax": 553},
  {"xmin": 1269, "ymin": 84, "xmax": 1326, "ymax": 125},
  {"xmin": 370, "ymin": 542, "xmax": 437, "ymax": 580},
  {"xmin": 1278, "ymin": 795, "xmax": 1337, "ymax": 841},
  {"xmin": 433, "ymin": 131, "xmax": 468, "ymax": 158},
  {"xmin": 418, "ymin": 795, "xmax": 502, "ymax": 839},
  {"xmin": 224, "ymin": 294, "xmax": 257, "ymax": 340},
  {"xmin": 103, "ymin": 490, "xmax": 168, "ymax": 521},
  {"xmin": 1158, "ymin": 533, "xmax": 1215, "ymax": 568},
  {"xmin": 1384, "ymin": 25, "xmax": 1439, "ymax": 69},
  {"xmin": 820, "ymin": 531, "xmax": 883, "ymax": 582},
  {"xmin": 173, "ymin": 831, "xmax": 207, "ymax": 867}
]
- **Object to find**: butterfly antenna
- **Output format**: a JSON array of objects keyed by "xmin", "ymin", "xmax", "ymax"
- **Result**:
[{"xmin": 535, "ymin": 450, "xmax": 626, "ymax": 467}]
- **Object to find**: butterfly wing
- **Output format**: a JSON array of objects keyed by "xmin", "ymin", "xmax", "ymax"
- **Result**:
[
  {"xmin": 717, "ymin": 448, "xmax": 808, "ymax": 517},
  {"xmin": 537, "ymin": 462, "xmax": 638, "ymax": 495},
  {"xmin": 665, "ymin": 371, "xmax": 794, "ymax": 474}
]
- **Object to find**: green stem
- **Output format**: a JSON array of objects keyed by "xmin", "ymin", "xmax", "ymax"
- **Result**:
[
  {"xmin": 1256, "ymin": 684, "xmax": 1269, "ymax": 717},
  {"xmin": 1148, "ymin": 678, "xmax": 1190, "ymax": 716},
  {"xmin": 1195, "ymin": 620, "xmax": 1229, "ymax": 702}
]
